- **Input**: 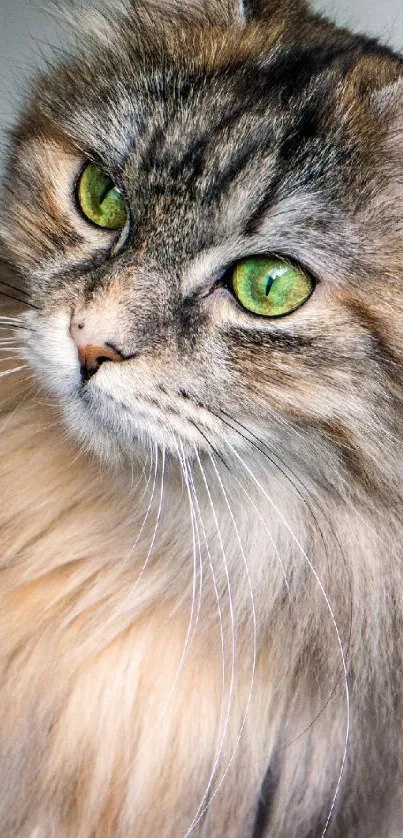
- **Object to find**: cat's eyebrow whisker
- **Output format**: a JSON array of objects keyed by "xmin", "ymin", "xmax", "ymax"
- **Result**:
[
  {"xmin": 220, "ymin": 434, "xmax": 350, "ymax": 838},
  {"xmin": 183, "ymin": 447, "xmax": 237, "ymax": 837}
]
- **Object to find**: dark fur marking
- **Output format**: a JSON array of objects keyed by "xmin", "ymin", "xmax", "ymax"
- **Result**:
[
  {"xmin": 251, "ymin": 765, "xmax": 277, "ymax": 838},
  {"xmin": 225, "ymin": 325, "xmax": 314, "ymax": 352}
]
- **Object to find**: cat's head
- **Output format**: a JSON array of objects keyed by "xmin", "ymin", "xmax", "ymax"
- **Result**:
[{"xmin": 2, "ymin": 0, "xmax": 403, "ymax": 495}]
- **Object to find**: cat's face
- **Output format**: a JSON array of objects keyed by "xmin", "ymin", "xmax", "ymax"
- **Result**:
[{"xmin": 2, "ymin": 0, "xmax": 403, "ymax": 490}]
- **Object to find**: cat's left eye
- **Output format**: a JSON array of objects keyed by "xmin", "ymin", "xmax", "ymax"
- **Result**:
[
  {"xmin": 230, "ymin": 256, "xmax": 314, "ymax": 318},
  {"xmin": 77, "ymin": 163, "xmax": 127, "ymax": 230}
]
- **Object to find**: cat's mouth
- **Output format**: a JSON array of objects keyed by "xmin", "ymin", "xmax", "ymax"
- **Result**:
[
  {"xmin": 22, "ymin": 310, "xmax": 224, "ymax": 458},
  {"xmin": 80, "ymin": 370, "xmax": 219, "ymax": 455}
]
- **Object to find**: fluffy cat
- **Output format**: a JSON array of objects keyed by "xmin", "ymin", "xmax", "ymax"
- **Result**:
[{"xmin": 1, "ymin": 0, "xmax": 403, "ymax": 835}]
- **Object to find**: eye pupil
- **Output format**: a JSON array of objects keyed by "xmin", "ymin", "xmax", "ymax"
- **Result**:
[
  {"xmin": 265, "ymin": 276, "xmax": 274, "ymax": 296},
  {"xmin": 99, "ymin": 180, "xmax": 113, "ymax": 205}
]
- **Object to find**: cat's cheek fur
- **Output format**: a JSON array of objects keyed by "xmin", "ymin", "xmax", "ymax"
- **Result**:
[
  {"xmin": 23, "ymin": 312, "xmax": 81, "ymax": 400},
  {"xmin": 1, "ymin": 138, "xmax": 116, "ymax": 277}
]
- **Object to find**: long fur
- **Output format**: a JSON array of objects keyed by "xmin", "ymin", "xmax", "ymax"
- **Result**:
[{"xmin": 1, "ymin": 1, "xmax": 403, "ymax": 835}]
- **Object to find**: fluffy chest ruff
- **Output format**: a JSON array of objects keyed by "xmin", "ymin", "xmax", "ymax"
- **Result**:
[{"xmin": 0, "ymin": 374, "xmax": 402, "ymax": 838}]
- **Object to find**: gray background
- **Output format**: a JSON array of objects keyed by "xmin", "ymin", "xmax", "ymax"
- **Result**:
[{"xmin": 1, "ymin": 0, "xmax": 403, "ymax": 178}]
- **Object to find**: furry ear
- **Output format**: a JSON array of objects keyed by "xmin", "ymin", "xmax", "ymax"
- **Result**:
[
  {"xmin": 124, "ymin": 0, "xmax": 309, "ymax": 28},
  {"xmin": 373, "ymin": 76, "xmax": 403, "ymax": 165}
]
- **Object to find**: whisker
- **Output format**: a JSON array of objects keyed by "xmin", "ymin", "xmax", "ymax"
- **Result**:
[
  {"xmin": 121, "ymin": 444, "xmax": 166, "ymax": 602},
  {"xmin": 0, "ymin": 314, "xmax": 31, "ymax": 331},
  {"xmin": 0, "ymin": 289, "xmax": 40, "ymax": 310},
  {"xmin": 124, "ymin": 443, "xmax": 160, "ymax": 567},
  {"xmin": 220, "ymin": 435, "xmax": 350, "ymax": 838},
  {"xmin": 0, "ymin": 365, "xmax": 28, "ymax": 378},
  {"xmin": 214, "ymin": 409, "xmax": 353, "ymax": 731},
  {"xmin": 183, "ymin": 448, "xmax": 237, "ymax": 837},
  {"xmin": 0, "ymin": 379, "xmax": 37, "ymax": 434},
  {"xmin": 187, "ymin": 417, "xmax": 229, "ymax": 470},
  {"xmin": 0, "ymin": 280, "xmax": 29, "ymax": 298},
  {"xmin": 0, "ymin": 319, "xmax": 36, "ymax": 332},
  {"xmin": 155, "ymin": 440, "xmax": 203, "ymax": 723},
  {"xmin": 198, "ymin": 451, "xmax": 257, "ymax": 813},
  {"xmin": 184, "ymin": 461, "xmax": 227, "ymax": 838}
]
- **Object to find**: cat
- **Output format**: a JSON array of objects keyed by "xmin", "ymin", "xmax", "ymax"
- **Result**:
[{"xmin": 1, "ymin": 0, "xmax": 403, "ymax": 835}]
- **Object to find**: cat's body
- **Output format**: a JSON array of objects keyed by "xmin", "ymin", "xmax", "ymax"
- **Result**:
[
  {"xmin": 3, "ymin": 350, "xmax": 402, "ymax": 838},
  {"xmin": 1, "ymin": 1, "xmax": 403, "ymax": 835}
]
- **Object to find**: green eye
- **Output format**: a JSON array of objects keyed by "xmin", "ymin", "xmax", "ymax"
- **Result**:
[
  {"xmin": 231, "ymin": 256, "xmax": 314, "ymax": 318},
  {"xmin": 77, "ymin": 163, "xmax": 127, "ymax": 230}
]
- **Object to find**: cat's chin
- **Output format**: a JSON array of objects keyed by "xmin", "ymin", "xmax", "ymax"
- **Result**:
[
  {"xmin": 20, "ymin": 310, "xmax": 212, "ymax": 462},
  {"xmin": 21, "ymin": 311, "xmax": 255, "ymax": 467},
  {"xmin": 62, "ymin": 385, "xmax": 196, "ymax": 463}
]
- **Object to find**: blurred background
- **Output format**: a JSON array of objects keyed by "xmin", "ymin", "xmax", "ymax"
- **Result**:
[{"xmin": 1, "ymin": 0, "xmax": 403, "ymax": 180}]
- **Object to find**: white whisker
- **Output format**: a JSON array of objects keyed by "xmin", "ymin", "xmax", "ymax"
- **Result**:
[
  {"xmin": 123, "ymin": 444, "xmax": 166, "ymax": 600},
  {"xmin": 183, "ymin": 459, "xmax": 227, "ymax": 838},
  {"xmin": 155, "ymin": 440, "xmax": 202, "ymax": 722},
  {"xmin": 200, "ymin": 451, "xmax": 257, "ymax": 809},
  {"xmin": 183, "ymin": 447, "xmax": 237, "ymax": 837},
  {"xmin": 222, "ymin": 436, "xmax": 350, "ymax": 838},
  {"xmin": 0, "ymin": 365, "xmax": 28, "ymax": 378}
]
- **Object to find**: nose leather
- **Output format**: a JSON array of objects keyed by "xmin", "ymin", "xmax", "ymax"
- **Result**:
[
  {"xmin": 77, "ymin": 343, "xmax": 124, "ymax": 381},
  {"xmin": 70, "ymin": 319, "xmax": 124, "ymax": 381}
]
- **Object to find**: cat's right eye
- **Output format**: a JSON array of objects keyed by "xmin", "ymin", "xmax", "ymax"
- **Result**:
[
  {"xmin": 229, "ymin": 256, "xmax": 314, "ymax": 318},
  {"xmin": 76, "ymin": 163, "xmax": 128, "ymax": 231}
]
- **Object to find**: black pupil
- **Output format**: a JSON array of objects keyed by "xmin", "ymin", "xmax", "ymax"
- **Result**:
[
  {"xmin": 99, "ymin": 179, "xmax": 113, "ymax": 205},
  {"xmin": 265, "ymin": 276, "xmax": 274, "ymax": 296}
]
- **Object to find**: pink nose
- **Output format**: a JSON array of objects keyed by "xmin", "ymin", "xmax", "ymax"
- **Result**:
[
  {"xmin": 70, "ymin": 321, "xmax": 123, "ymax": 382},
  {"xmin": 77, "ymin": 343, "xmax": 123, "ymax": 380}
]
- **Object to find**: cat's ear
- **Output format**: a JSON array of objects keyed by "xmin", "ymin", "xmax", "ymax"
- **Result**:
[
  {"xmin": 372, "ymin": 76, "xmax": 403, "ymax": 158},
  {"xmin": 373, "ymin": 77, "xmax": 403, "ymax": 123},
  {"xmin": 127, "ymin": 0, "xmax": 309, "ymax": 28},
  {"xmin": 367, "ymin": 75, "xmax": 403, "ymax": 215}
]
